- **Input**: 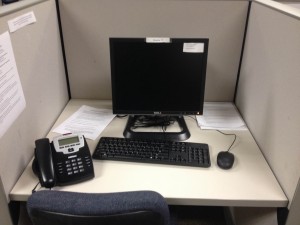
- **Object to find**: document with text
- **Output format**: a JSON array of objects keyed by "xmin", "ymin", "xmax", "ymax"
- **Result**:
[
  {"xmin": 196, "ymin": 102, "xmax": 247, "ymax": 130},
  {"xmin": 53, "ymin": 105, "xmax": 115, "ymax": 140},
  {"xmin": 0, "ymin": 31, "xmax": 26, "ymax": 139}
]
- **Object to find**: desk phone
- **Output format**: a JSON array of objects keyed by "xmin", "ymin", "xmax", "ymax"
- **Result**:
[{"xmin": 33, "ymin": 134, "xmax": 94, "ymax": 188}]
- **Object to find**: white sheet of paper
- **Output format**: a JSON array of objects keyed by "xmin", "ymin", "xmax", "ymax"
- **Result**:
[
  {"xmin": 183, "ymin": 43, "xmax": 204, "ymax": 53},
  {"xmin": 196, "ymin": 102, "xmax": 247, "ymax": 130},
  {"xmin": 52, "ymin": 105, "xmax": 115, "ymax": 140},
  {"xmin": 146, "ymin": 37, "xmax": 171, "ymax": 43},
  {"xmin": 0, "ymin": 31, "xmax": 26, "ymax": 138},
  {"xmin": 8, "ymin": 11, "xmax": 37, "ymax": 33}
]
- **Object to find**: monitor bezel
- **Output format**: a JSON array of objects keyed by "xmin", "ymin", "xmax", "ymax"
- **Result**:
[{"xmin": 109, "ymin": 37, "xmax": 209, "ymax": 116}]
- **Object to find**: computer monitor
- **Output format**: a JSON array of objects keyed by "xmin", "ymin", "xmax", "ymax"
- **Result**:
[{"xmin": 109, "ymin": 37, "xmax": 209, "ymax": 141}]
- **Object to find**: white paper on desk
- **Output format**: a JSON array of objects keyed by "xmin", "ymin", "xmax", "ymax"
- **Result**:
[
  {"xmin": 0, "ymin": 31, "xmax": 26, "ymax": 139},
  {"xmin": 52, "ymin": 105, "xmax": 115, "ymax": 140},
  {"xmin": 196, "ymin": 102, "xmax": 247, "ymax": 130}
]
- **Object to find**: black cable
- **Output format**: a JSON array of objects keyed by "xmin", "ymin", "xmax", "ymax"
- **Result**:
[
  {"xmin": 186, "ymin": 116, "xmax": 237, "ymax": 152},
  {"xmin": 216, "ymin": 130, "xmax": 237, "ymax": 152},
  {"xmin": 32, "ymin": 182, "xmax": 40, "ymax": 193},
  {"xmin": 131, "ymin": 116, "xmax": 176, "ymax": 130},
  {"xmin": 116, "ymin": 114, "xmax": 128, "ymax": 118}
]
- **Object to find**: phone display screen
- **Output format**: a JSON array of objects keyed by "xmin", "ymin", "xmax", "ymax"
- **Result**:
[{"xmin": 58, "ymin": 136, "xmax": 79, "ymax": 146}]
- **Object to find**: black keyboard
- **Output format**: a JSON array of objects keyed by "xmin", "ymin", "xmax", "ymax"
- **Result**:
[{"xmin": 93, "ymin": 137, "xmax": 210, "ymax": 168}]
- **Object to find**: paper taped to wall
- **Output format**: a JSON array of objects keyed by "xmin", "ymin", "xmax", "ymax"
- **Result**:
[
  {"xmin": 0, "ymin": 31, "xmax": 26, "ymax": 139},
  {"xmin": 8, "ymin": 11, "xmax": 36, "ymax": 33}
]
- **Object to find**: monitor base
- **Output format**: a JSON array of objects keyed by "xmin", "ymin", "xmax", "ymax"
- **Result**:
[{"xmin": 123, "ymin": 115, "xmax": 190, "ymax": 141}]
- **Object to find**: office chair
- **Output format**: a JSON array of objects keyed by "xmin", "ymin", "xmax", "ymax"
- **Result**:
[{"xmin": 27, "ymin": 190, "xmax": 170, "ymax": 225}]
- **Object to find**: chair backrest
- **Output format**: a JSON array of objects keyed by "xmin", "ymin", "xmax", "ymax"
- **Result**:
[{"xmin": 27, "ymin": 190, "xmax": 170, "ymax": 225}]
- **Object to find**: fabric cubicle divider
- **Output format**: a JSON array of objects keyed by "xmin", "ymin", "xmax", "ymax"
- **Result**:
[
  {"xmin": 236, "ymin": 0, "xmax": 300, "ymax": 209},
  {"xmin": 57, "ymin": 0, "xmax": 249, "ymax": 101},
  {"xmin": 0, "ymin": 0, "xmax": 69, "ymax": 202}
]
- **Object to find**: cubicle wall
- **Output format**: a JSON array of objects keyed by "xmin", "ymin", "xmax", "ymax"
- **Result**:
[
  {"xmin": 236, "ymin": 0, "xmax": 300, "ymax": 208},
  {"xmin": 0, "ymin": 177, "xmax": 12, "ymax": 225},
  {"xmin": 0, "ymin": 0, "xmax": 69, "ymax": 202},
  {"xmin": 0, "ymin": 0, "xmax": 299, "ymax": 224},
  {"xmin": 58, "ymin": 0, "xmax": 249, "ymax": 101}
]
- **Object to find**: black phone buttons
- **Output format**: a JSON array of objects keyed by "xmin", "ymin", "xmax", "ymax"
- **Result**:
[{"xmin": 61, "ymin": 157, "xmax": 87, "ymax": 176}]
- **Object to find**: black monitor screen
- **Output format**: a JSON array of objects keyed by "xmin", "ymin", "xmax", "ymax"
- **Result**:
[{"xmin": 110, "ymin": 38, "xmax": 209, "ymax": 115}]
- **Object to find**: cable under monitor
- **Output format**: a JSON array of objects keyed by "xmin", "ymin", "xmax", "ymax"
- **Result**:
[{"xmin": 123, "ymin": 115, "xmax": 191, "ymax": 141}]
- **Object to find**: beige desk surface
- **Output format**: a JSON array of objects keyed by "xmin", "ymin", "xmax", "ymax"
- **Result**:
[{"xmin": 10, "ymin": 99, "xmax": 288, "ymax": 207}]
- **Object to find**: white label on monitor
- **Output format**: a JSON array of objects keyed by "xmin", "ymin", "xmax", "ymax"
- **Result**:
[
  {"xmin": 146, "ymin": 37, "xmax": 171, "ymax": 43},
  {"xmin": 183, "ymin": 43, "xmax": 204, "ymax": 53}
]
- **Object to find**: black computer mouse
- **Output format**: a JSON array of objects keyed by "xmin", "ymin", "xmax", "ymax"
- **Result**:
[{"xmin": 217, "ymin": 151, "xmax": 234, "ymax": 169}]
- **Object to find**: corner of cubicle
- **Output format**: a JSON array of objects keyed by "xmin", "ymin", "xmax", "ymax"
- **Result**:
[{"xmin": 235, "ymin": 0, "xmax": 300, "ymax": 215}]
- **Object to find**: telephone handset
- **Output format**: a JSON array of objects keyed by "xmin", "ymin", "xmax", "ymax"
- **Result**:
[{"xmin": 33, "ymin": 134, "xmax": 94, "ymax": 188}]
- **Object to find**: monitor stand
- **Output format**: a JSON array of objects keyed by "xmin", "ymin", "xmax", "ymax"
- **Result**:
[{"xmin": 123, "ymin": 115, "xmax": 190, "ymax": 141}]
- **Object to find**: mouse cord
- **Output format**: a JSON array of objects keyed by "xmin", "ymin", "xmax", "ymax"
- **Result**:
[{"xmin": 216, "ymin": 130, "xmax": 237, "ymax": 152}]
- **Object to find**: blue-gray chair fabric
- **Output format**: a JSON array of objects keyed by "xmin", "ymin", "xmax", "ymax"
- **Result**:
[{"xmin": 27, "ymin": 190, "xmax": 170, "ymax": 225}]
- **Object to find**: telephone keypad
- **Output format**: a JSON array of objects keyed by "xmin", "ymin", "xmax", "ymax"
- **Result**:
[{"xmin": 57, "ymin": 156, "xmax": 92, "ymax": 176}]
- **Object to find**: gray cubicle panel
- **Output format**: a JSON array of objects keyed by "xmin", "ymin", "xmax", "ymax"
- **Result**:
[
  {"xmin": 0, "ymin": 0, "xmax": 69, "ymax": 201},
  {"xmin": 0, "ymin": 177, "xmax": 12, "ymax": 225},
  {"xmin": 58, "ymin": 0, "xmax": 249, "ymax": 101},
  {"xmin": 236, "ymin": 0, "xmax": 300, "ymax": 209},
  {"xmin": 286, "ymin": 178, "xmax": 300, "ymax": 225}
]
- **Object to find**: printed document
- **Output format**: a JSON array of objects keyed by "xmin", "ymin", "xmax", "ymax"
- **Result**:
[
  {"xmin": 53, "ymin": 105, "xmax": 115, "ymax": 140},
  {"xmin": 0, "ymin": 31, "xmax": 26, "ymax": 139},
  {"xmin": 196, "ymin": 102, "xmax": 247, "ymax": 130}
]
